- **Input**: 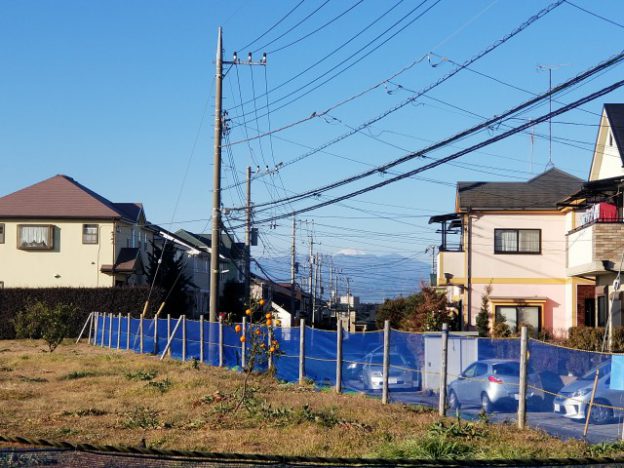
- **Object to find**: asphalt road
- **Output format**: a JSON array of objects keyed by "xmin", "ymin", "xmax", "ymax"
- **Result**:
[{"xmin": 343, "ymin": 379, "xmax": 624, "ymax": 444}]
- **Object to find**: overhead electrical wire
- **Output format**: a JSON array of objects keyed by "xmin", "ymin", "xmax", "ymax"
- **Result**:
[
  {"xmin": 230, "ymin": 49, "xmax": 624, "ymax": 213},
  {"xmin": 237, "ymin": 74, "xmax": 624, "ymax": 228},
  {"xmin": 224, "ymin": 0, "xmax": 564, "ymax": 190}
]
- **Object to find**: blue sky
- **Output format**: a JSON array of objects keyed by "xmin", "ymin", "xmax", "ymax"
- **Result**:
[{"xmin": 2, "ymin": 1, "xmax": 624, "ymax": 286}]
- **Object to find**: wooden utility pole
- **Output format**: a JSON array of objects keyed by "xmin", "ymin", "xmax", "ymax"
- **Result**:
[
  {"xmin": 245, "ymin": 166, "xmax": 252, "ymax": 308},
  {"xmin": 209, "ymin": 27, "xmax": 224, "ymax": 323},
  {"xmin": 290, "ymin": 217, "xmax": 296, "ymax": 317},
  {"xmin": 312, "ymin": 253, "xmax": 319, "ymax": 326}
]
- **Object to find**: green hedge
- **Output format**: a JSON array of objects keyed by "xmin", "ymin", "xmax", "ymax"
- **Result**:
[
  {"xmin": 0, "ymin": 287, "xmax": 165, "ymax": 339},
  {"xmin": 565, "ymin": 326, "xmax": 624, "ymax": 353}
]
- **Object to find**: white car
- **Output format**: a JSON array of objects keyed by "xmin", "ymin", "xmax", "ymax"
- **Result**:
[{"xmin": 360, "ymin": 351, "xmax": 420, "ymax": 391}]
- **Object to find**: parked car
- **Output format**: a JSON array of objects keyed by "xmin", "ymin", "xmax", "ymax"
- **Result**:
[
  {"xmin": 553, "ymin": 360, "xmax": 622, "ymax": 425},
  {"xmin": 447, "ymin": 359, "xmax": 544, "ymax": 412},
  {"xmin": 360, "ymin": 351, "xmax": 420, "ymax": 391}
]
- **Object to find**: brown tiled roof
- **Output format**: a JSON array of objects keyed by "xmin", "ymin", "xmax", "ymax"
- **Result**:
[
  {"xmin": 0, "ymin": 175, "xmax": 142, "ymax": 221},
  {"xmin": 101, "ymin": 248, "xmax": 140, "ymax": 273}
]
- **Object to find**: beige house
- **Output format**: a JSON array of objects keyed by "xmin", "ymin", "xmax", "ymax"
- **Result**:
[
  {"xmin": 430, "ymin": 168, "xmax": 588, "ymax": 336},
  {"xmin": 0, "ymin": 175, "xmax": 153, "ymax": 288},
  {"xmin": 562, "ymin": 104, "xmax": 624, "ymax": 329}
]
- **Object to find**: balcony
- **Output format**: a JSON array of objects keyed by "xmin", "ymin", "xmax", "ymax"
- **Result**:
[{"xmin": 567, "ymin": 220, "xmax": 624, "ymax": 276}]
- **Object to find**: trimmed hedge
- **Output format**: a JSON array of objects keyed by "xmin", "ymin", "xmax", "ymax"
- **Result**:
[
  {"xmin": 565, "ymin": 326, "xmax": 624, "ymax": 353},
  {"xmin": 0, "ymin": 287, "xmax": 165, "ymax": 340}
]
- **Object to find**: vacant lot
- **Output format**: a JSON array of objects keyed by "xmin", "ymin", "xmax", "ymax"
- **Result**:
[{"xmin": 0, "ymin": 340, "xmax": 622, "ymax": 460}]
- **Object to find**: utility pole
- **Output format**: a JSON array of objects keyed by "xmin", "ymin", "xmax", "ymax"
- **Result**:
[
  {"xmin": 346, "ymin": 277, "xmax": 352, "ymax": 332},
  {"xmin": 312, "ymin": 253, "xmax": 319, "ymax": 327},
  {"xmin": 290, "ymin": 217, "xmax": 296, "ymax": 317},
  {"xmin": 209, "ymin": 27, "xmax": 224, "ymax": 323},
  {"xmin": 308, "ymin": 231, "xmax": 314, "ymax": 318},
  {"xmin": 244, "ymin": 166, "xmax": 252, "ymax": 308}
]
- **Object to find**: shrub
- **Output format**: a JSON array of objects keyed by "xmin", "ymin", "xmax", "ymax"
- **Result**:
[
  {"xmin": 0, "ymin": 286, "xmax": 165, "ymax": 339},
  {"xmin": 13, "ymin": 301, "xmax": 78, "ymax": 352},
  {"xmin": 476, "ymin": 285, "xmax": 492, "ymax": 337}
]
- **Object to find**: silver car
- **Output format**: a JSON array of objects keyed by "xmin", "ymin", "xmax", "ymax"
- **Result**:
[
  {"xmin": 360, "ymin": 352, "xmax": 420, "ymax": 391},
  {"xmin": 553, "ymin": 360, "xmax": 623, "ymax": 425},
  {"xmin": 447, "ymin": 359, "xmax": 544, "ymax": 412}
]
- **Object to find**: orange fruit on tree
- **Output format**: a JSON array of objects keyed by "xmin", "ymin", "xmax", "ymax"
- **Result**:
[
  {"xmin": 269, "ymin": 346, "xmax": 275, "ymax": 353},
  {"xmin": 266, "ymin": 319, "xmax": 272, "ymax": 326},
  {"xmin": 255, "ymin": 329, "xmax": 261, "ymax": 336},
  {"xmin": 265, "ymin": 313, "xmax": 272, "ymax": 319},
  {"xmin": 240, "ymin": 336, "xmax": 246, "ymax": 343},
  {"xmin": 235, "ymin": 324, "xmax": 242, "ymax": 333},
  {"xmin": 259, "ymin": 299, "xmax": 266, "ymax": 306},
  {"xmin": 245, "ymin": 309, "xmax": 252, "ymax": 315}
]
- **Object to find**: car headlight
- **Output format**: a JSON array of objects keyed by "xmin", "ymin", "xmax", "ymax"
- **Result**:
[{"xmin": 571, "ymin": 388, "xmax": 591, "ymax": 398}]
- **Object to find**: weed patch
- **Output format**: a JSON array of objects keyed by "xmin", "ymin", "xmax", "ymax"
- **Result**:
[
  {"xmin": 146, "ymin": 378, "xmax": 173, "ymax": 394},
  {"xmin": 18, "ymin": 375, "xmax": 48, "ymax": 383},
  {"xmin": 61, "ymin": 370, "xmax": 97, "ymax": 380},
  {"xmin": 122, "ymin": 407, "xmax": 163, "ymax": 429},
  {"xmin": 125, "ymin": 369, "xmax": 158, "ymax": 381},
  {"xmin": 62, "ymin": 408, "xmax": 107, "ymax": 417},
  {"xmin": 374, "ymin": 437, "xmax": 473, "ymax": 460}
]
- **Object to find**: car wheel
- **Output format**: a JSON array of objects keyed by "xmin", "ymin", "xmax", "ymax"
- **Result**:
[
  {"xmin": 481, "ymin": 393, "xmax": 493, "ymax": 413},
  {"xmin": 448, "ymin": 390, "xmax": 460, "ymax": 410},
  {"xmin": 588, "ymin": 399, "xmax": 614, "ymax": 425}
]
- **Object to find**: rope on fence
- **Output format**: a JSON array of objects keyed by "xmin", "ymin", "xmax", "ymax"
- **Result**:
[{"xmin": 2, "ymin": 434, "xmax": 624, "ymax": 467}]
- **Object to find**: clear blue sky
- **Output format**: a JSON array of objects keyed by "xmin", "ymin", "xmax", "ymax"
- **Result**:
[{"xmin": 2, "ymin": 0, "xmax": 624, "ymax": 286}]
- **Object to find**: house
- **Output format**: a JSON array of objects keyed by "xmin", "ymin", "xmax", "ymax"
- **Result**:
[
  {"xmin": 430, "ymin": 168, "xmax": 587, "ymax": 335},
  {"xmin": 560, "ymin": 104, "xmax": 624, "ymax": 330},
  {"xmin": 0, "ymin": 175, "xmax": 153, "ymax": 288}
]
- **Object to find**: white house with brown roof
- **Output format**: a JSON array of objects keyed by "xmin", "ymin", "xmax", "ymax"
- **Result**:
[{"xmin": 0, "ymin": 175, "xmax": 153, "ymax": 288}]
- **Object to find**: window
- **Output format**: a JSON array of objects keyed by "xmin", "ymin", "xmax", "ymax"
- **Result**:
[
  {"xmin": 494, "ymin": 229, "xmax": 541, "ymax": 254},
  {"xmin": 496, "ymin": 305, "xmax": 541, "ymax": 332},
  {"xmin": 82, "ymin": 224, "xmax": 98, "ymax": 244},
  {"xmin": 0, "ymin": 224, "xmax": 4, "ymax": 244},
  {"xmin": 17, "ymin": 225, "xmax": 54, "ymax": 250}
]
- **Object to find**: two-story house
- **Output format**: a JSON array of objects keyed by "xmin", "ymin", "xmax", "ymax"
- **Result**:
[
  {"xmin": 430, "ymin": 168, "xmax": 588, "ymax": 335},
  {"xmin": 0, "ymin": 175, "xmax": 153, "ymax": 288},
  {"xmin": 561, "ymin": 104, "xmax": 624, "ymax": 330}
]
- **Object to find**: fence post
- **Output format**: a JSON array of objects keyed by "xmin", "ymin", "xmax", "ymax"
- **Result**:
[
  {"xmin": 439, "ymin": 323, "xmax": 449, "ymax": 416},
  {"xmin": 241, "ymin": 317, "xmax": 247, "ymax": 369},
  {"xmin": 109, "ymin": 313, "xmax": 114, "ymax": 348},
  {"xmin": 100, "ymin": 314, "xmax": 106, "ymax": 347},
  {"xmin": 182, "ymin": 315, "xmax": 186, "ymax": 362},
  {"xmin": 518, "ymin": 326, "xmax": 528, "ymax": 429},
  {"xmin": 336, "ymin": 321, "xmax": 343, "ymax": 394},
  {"xmin": 167, "ymin": 314, "xmax": 171, "ymax": 356},
  {"xmin": 140, "ymin": 315, "xmax": 145, "ymax": 353},
  {"xmin": 153, "ymin": 316, "xmax": 158, "ymax": 355},
  {"xmin": 126, "ymin": 313, "xmax": 131, "ymax": 350},
  {"xmin": 117, "ymin": 313, "xmax": 122, "ymax": 350},
  {"xmin": 91, "ymin": 312, "xmax": 98, "ymax": 345},
  {"xmin": 200, "ymin": 315, "xmax": 204, "ymax": 364},
  {"xmin": 298, "ymin": 319, "xmax": 305, "ymax": 385},
  {"xmin": 160, "ymin": 315, "xmax": 183, "ymax": 360},
  {"xmin": 382, "ymin": 320, "xmax": 390, "ymax": 404},
  {"xmin": 219, "ymin": 316, "xmax": 224, "ymax": 367},
  {"xmin": 268, "ymin": 325, "xmax": 273, "ymax": 371}
]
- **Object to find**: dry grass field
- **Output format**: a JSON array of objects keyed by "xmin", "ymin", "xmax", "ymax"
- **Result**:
[{"xmin": 0, "ymin": 339, "xmax": 623, "ymax": 460}]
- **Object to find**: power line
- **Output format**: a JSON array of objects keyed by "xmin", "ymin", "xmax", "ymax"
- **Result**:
[
  {"xmin": 565, "ymin": 0, "xmax": 624, "ymax": 30},
  {"xmin": 234, "ymin": 49, "xmax": 624, "ymax": 213},
  {"xmin": 239, "ymin": 75, "xmax": 624, "ymax": 228},
  {"xmin": 226, "ymin": 0, "xmax": 564, "ymax": 189}
]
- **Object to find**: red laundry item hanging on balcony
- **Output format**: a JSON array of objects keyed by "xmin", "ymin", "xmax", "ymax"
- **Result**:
[{"xmin": 595, "ymin": 202, "xmax": 618, "ymax": 221}]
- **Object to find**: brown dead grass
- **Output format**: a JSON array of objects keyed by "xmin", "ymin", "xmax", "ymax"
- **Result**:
[{"xmin": 0, "ymin": 339, "xmax": 613, "ymax": 459}]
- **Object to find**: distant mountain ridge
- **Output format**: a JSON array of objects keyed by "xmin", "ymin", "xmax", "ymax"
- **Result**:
[{"xmin": 253, "ymin": 252, "xmax": 429, "ymax": 303}]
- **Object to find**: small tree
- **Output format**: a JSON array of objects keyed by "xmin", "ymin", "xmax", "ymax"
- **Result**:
[
  {"xmin": 13, "ymin": 301, "xmax": 77, "ymax": 352},
  {"xmin": 492, "ymin": 307, "xmax": 512, "ymax": 338},
  {"xmin": 403, "ymin": 285, "xmax": 448, "ymax": 331},
  {"xmin": 476, "ymin": 284, "xmax": 492, "ymax": 337}
]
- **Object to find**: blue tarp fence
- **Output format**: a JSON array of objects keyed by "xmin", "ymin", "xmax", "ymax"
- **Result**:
[{"xmin": 89, "ymin": 313, "xmax": 624, "ymax": 443}]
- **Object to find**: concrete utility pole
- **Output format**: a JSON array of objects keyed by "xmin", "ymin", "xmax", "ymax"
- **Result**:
[
  {"xmin": 290, "ymin": 217, "xmax": 296, "ymax": 317},
  {"xmin": 209, "ymin": 27, "xmax": 224, "ymax": 323},
  {"xmin": 308, "ymin": 232, "xmax": 314, "ymax": 318},
  {"xmin": 346, "ymin": 276, "xmax": 352, "ymax": 332},
  {"xmin": 312, "ymin": 253, "xmax": 319, "ymax": 326},
  {"xmin": 244, "ymin": 166, "xmax": 252, "ymax": 308}
]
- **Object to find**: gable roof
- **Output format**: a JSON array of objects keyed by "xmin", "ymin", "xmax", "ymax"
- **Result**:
[
  {"xmin": 457, "ymin": 168, "xmax": 583, "ymax": 211},
  {"xmin": 604, "ymin": 104, "xmax": 624, "ymax": 164},
  {"xmin": 0, "ymin": 175, "xmax": 143, "ymax": 222}
]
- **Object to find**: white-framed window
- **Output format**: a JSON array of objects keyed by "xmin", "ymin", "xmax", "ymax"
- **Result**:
[
  {"xmin": 17, "ymin": 224, "xmax": 54, "ymax": 250},
  {"xmin": 82, "ymin": 224, "xmax": 98, "ymax": 244},
  {"xmin": 0, "ymin": 223, "xmax": 4, "ymax": 244},
  {"xmin": 494, "ymin": 229, "xmax": 541, "ymax": 254}
]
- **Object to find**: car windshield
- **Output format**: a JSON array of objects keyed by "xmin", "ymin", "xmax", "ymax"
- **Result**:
[
  {"xmin": 369, "ymin": 354, "xmax": 406, "ymax": 366},
  {"xmin": 492, "ymin": 362, "xmax": 519, "ymax": 376},
  {"xmin": 579, "ymin": 361, "xmax": 610, "ymax": 381}
]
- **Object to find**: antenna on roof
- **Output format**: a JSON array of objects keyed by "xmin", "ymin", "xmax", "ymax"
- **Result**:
[{"xmin": 537, "ymin": 63, "xmax": 570, "ymax": 170}]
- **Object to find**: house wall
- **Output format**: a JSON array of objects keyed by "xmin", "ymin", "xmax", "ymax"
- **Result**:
[
  {"xmin": 589, "ymin": 112, "xmax": 624, "ymax": 181},
  {"xmin": 466, "ymin": 212, "xmax": 573, "ymax": 334},
  {"xmin": 0, "ymin": 219, "xmax": 116, "ymax": 287}
]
